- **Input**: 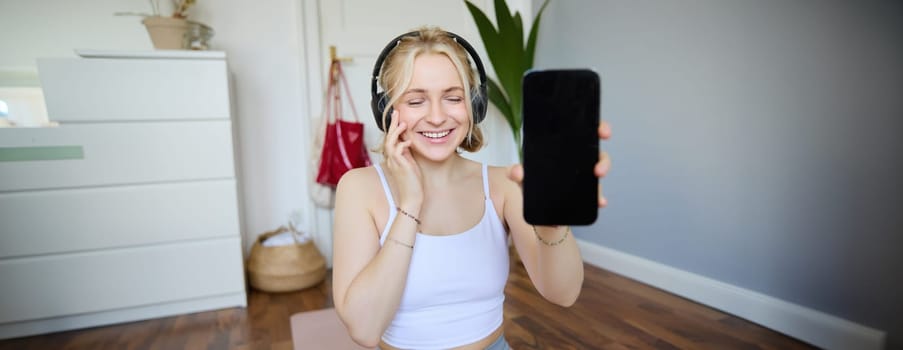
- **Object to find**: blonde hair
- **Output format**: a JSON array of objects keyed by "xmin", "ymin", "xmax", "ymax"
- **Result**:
[{"xmin": 377, "ymin": 26, "xmax": 485, "ymax": 153}]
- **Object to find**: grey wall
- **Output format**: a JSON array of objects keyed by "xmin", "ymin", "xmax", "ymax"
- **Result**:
[{"xmin": 533, "ymin": 0, "xmax": 903, "ymax": 348}]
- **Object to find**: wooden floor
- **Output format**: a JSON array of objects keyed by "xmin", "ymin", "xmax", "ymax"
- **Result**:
[{"xmin": 0, "ymin": 261, "xmax": 816, "ymax": 350}]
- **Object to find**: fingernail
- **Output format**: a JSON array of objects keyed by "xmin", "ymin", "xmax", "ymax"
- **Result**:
[{"xmin": 596, "ymin": 163, "xmax": 607, "ymax": 176}]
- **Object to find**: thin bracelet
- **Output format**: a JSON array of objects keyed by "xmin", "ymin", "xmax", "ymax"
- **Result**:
[
  {"xmin": 396, "ymin": 206, "xmax": 422, "ymax": 225},
  {"xmin": 387, "ymin": 237, "xmax": 414, "ymax": 249},
  {"xmin": 534, "ymin": 226, "xmax": 570, "ymax": 246}
]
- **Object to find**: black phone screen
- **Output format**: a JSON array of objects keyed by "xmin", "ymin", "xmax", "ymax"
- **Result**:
[{"xmin": 522, "ymin": 69, "xmax": 600, "ymax": 226}]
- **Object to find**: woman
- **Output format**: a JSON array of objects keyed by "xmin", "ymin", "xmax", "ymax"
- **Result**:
[{"xmin": 333, "ymin": 27, "xmax": 612, "ymax": 350}]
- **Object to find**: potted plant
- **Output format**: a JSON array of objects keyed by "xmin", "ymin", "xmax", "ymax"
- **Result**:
[
  {"xmin": 117, "ymin": 0, "xmax": 207, "ymax": 50},
  {"xmin": 465, "ymin": 0, "xmax": 550, "ymax": 161}
]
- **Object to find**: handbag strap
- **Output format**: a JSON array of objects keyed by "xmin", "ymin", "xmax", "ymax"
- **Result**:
[
  {"xmin": 322, "ymin": 60, "xmax": 354, "ymax": 169},
  {"xmin": 333, "ymin": 62, "xmax": 361, "ymax": 122},
  {"xmin": 325, "ymin": 60, "xmax": 339, "ymax": 123}
]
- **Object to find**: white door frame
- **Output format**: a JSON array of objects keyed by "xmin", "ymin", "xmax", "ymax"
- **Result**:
[{"xmin": 297, "ymin": 0, "xmax": 334, "ymax": 266}]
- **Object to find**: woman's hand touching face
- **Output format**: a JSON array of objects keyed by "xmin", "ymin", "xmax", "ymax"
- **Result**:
[{"xmin": 384, "ymin": 110, "xmax": 424, "ymax": 209}]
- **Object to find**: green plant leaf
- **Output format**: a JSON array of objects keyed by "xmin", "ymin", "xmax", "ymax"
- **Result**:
[
  {"xmin": 487, "ymin": 78, "xmax": 515, "ymax": 132},
  {"xmin": 467, "ymin": 0, "xmax": 517, "ymax": 125},
  {"xmin": 513, "ymin": 11, "xmax": 526, "ymax": 104},
  {"xmin": 465, "ymin": 1, "xmax": 515, "ymax": 98},
  {"xmin": 513, "ymin": 11, "xmax": 524, "ymax": 49},
  {"xmin": 465, "ymin": 0, "xmax": 548, "ymax": 162},
  {"xmin": 494, "ymin": 0, "xmax": 517, "ymax": 47},
  {"xmin": 492, "ymin": 0, "xmax": 526, "ymax": 100},
  {"xmin": 465, "ymin": 1, "xmax": 501, "ymax": 62},
  {"xmin": 525, "ymin": 0, "xmax": 550, "ymax": 69}
]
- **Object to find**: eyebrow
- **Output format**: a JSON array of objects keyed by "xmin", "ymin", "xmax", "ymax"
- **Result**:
[{"xmin": 403, "ymin": 87, "xmax": 465, "ymax": 95}]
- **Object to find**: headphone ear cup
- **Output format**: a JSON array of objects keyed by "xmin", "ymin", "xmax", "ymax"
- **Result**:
[
  {"xmin": 471, "ymin": 86, "xmax": 488, "ymax": 124},
  {"xmin": 384, "ymin": 105, "xmax": 394, "ymax": 130},
  {"xmin": 372, "ymin": 92, "xmax": 390, "ymax": 131}
]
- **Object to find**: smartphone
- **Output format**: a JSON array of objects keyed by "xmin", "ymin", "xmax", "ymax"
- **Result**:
[{"xmin": 522, "ymin": 69, "xmax": 600, "ymax": 226}]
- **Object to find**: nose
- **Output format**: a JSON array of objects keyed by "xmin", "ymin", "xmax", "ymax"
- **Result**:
[{"xmin": 424, "ymin": 98, "xmax": 447, "ymax": 126}]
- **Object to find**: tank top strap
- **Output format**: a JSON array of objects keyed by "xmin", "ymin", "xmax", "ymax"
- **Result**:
[
  {"xmin": 481, "ymin": 163, "xmax": 490, "ymax": 200},
  {"xmin": 374, "ymin": 164, "xmax": 397, "ymax": 245},
  {"xmin": 373, "ymin": 163, "xmax": 396, "ymax": 208}
]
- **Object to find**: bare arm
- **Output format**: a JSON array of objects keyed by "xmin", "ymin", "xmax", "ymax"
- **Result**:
[
  {"xmin": 332, "ymin": 169, "xmax": 420, "ymax": 347},
  {"xmin": 499, "ymin": 170, "xmax": 585, "ymax": 306},
  {"xmin": 332, "ymin": 114, "xmax": 424, "ymax": 347},
  {"xmin": 502, "ymin": 121, "xmax": 612, "ymax": 306}
]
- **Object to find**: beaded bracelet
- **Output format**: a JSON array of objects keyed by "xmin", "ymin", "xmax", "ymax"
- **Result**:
[
  {"xmin": 534, "ymin": 226, "xmax": 570, "ymax": 246},
  {"xmin": 396, "ymin": 206, "xmax": 422, "ymax": 225},
  {"xmin": 387, "ymin": 237, "xmax": 414, "ymax": 249}
]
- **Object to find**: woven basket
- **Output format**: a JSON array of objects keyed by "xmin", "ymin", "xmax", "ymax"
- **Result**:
[{"xmin": 246, "ymin": 226, "xmax": 327, "ymax": 292}]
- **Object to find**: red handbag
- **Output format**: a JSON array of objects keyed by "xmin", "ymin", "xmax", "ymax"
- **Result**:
[{"xmin": 316, "ymin": 61, "xmax": 371, "ymax": 187}]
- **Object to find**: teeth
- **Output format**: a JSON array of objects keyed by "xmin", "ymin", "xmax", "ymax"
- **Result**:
[{"xmin": 421, "ymin": 130, "xmax": 451, "ymax": 139}]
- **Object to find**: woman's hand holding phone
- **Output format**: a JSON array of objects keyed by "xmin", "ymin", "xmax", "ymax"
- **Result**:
[
  {"xmin": 520, "ymin": 69, "xmax": 605, "ymax": 226},
  {"xmin": 384, "ymin": 110, "xmax": 424, "ymax": 210},
  {"xmin": 594, "ymin": 122, "xmax": 612, "ymax": 208},
  {"xmin": 508, "ymin": 120, "xmax": 612, "ymax": 209}
]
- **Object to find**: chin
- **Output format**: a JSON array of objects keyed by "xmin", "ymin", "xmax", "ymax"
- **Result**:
[
  {"xmin": 413, "ymin": 145, "xmax": 459, "ymax": 162},
  {"xmin": 413, "ymin": 137, "xmax": 467, "ymax": 161}
]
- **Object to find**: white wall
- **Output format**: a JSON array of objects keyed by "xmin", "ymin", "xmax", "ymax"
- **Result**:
[
  {"xmin": 191, "ymin": 0, "xmax": 314, "ymax": 252},
  {"xmin": 0, "ymin": 0, "xmax": 150, "ymax": 71},
  {"xmin": 0, "ymin": 0, "xmax": 314, "ymax": 253}
]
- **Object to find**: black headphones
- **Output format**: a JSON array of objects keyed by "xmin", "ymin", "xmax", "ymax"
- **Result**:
[{"xmin": 370, "ymin": 30, "xmax": 489, "ymax": 132}]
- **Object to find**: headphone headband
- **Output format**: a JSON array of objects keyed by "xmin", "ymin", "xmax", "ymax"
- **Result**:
[{"xmin": 370, "ymin": 30, "xmax": 488, "ymax": 132}]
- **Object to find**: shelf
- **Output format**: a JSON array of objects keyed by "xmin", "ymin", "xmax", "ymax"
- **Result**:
[{"xmin": 74, "ymin": 49, "xmax": 226, "ymax": 60}]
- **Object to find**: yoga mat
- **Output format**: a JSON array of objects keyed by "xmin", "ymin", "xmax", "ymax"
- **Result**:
[{"xmin": 290, "ymin": 308, "xmax": 374, "ymax": 350}]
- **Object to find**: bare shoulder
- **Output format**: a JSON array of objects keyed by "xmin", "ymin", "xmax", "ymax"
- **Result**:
[
  {"xmin": 336, "ymin": 166, "xmax": 383, "ymax": 206},
  {"xmin": 487, "ymin": 165, "xmax": 522, "ymax": 214},
  {"xmin": 487, "ymin": 165, "xmax": 519, "ymax": 194},
  {"xmin": 334, "ymin": 165, "xmax": 386, "ymax": 241},
  {"xmin": 337, "ymin": 166, "xmax": 377, "ymax": 191}
]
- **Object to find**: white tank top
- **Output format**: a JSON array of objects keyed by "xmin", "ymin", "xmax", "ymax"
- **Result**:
[{"xmin": 374, "ymin": 163, "xmax": 510, "ymax": 350}]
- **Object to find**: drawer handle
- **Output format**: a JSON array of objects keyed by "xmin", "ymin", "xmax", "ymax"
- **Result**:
[{"xmin": 0, "ymin": 146, "xmax": 84, "ymax": 162}]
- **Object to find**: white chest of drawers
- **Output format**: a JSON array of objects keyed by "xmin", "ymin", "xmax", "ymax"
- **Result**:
[{"xmin": 0, "ymin": 51, "xmax": 247, "ymax": 339}]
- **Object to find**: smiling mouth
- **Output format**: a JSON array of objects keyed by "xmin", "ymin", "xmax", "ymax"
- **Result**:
[{"xmin": 419, "ymin": 130, "xmax": 451, "ymax": 139}]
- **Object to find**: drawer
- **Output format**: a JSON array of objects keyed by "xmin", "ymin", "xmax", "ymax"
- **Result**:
[
  {"xmin": 0, "ymin": 180, "xmax": 241, "ymax": 258},
  {"xmin": 37, "ymin": 58, "xmax": 229, "ymax": 122},
  {"xmin": 0, "ymin": 237, "xmax": 246, "ymax": 324},
  {"xmin": 0, "ymin": 121, "xmax": 235, "ymax": 192}
]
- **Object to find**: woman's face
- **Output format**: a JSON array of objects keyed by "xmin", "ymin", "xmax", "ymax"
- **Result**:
[{"xmin": 393, "ymin": 53, "xmax": 470, "ymax": 162}]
